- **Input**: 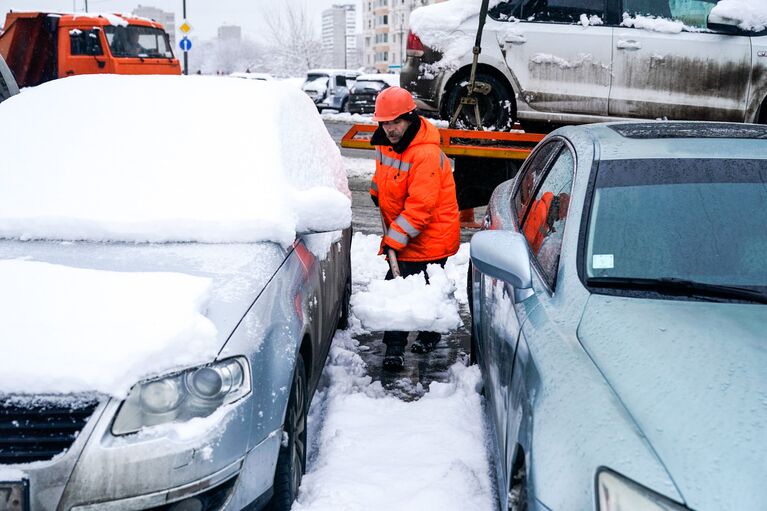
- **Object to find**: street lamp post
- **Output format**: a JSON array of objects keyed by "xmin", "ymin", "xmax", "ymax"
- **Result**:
[{"xmin": 182, "ymin": 0, "xmax": 188, "ymax": 75}]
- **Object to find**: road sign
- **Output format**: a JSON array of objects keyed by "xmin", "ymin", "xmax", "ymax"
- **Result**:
[
  {"xmin": 179, "ymin": 21, "xmax": 192, "ymax": 34},
  {"xmin": 179, "ymin": 37, "xmax": 192, "ymax": 52}
]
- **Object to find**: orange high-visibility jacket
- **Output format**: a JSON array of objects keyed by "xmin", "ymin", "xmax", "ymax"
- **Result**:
[{"xmin": 369, "ymin": 118, "xmax": 460, "ymax": 262}]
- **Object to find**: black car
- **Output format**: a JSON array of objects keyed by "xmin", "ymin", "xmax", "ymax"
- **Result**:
[{"xmin": 347, "ymin": 74, "xmax": 399, "ymax": 114}]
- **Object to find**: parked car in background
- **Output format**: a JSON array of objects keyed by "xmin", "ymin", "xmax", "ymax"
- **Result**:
[
  {"xmin": 0, "ymin": 54, "xmax": 19, "ymax": 102},
  {"xmin": 469, "ymin": 121, "xmax": 767, "ymax": 511},
  {"xmin": 0, "ymin": 75, "xmax": 352, "ymax": 511},
  {"xmin": 301, "ymin": 68, "xmax": 360, "ymax": 112},
  {"xmin": 404, "ymin": 0, "xmax": 767, "ymax": 131},
  {"xmin": 0, "ymin": 11, "xmax": 180, "ymax": 87},
  {"xmin": 230, "ymin": 72, "xmax": 274, "ymax": 81},
  {"xmin": 347, "ymin": 73, "xmax": 399, "ymax": 114}
]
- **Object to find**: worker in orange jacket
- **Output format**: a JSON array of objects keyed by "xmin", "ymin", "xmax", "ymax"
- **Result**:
[{"xmin": 369, "ymin": 86, "xmax": 460, "ymax": 371}]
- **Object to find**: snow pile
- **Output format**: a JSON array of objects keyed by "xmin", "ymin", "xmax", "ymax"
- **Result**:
[
  {"xmin": 0, "ymin": 75, "xmax": 350, "ymax": 245},
  {"xmin": 296, "ymin": 331, "xmax": 495, "ymax": 511},
  {"xmin": 711, "ymin": 0, "xmax": 767, "ymax": 32},
  {"xmin": 321, "ymin": 111, "xmax": 377, "ymax": 124},
  {"xmin": 343, "ymin": 156, "xmax": 375, "ymax": 178},
  {"xmin": 580, "ymin": 14, "xmax": 604, "ymax": 26},
  {"xmin": 0, "ymin": 260, "xmax": 218, "ymax": 398},
  {"xmin": 349, "ymin": 233, "xmax": 470, "ymax": 332}
]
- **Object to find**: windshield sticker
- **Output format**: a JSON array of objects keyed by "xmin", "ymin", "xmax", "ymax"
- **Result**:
[{"xmin": 593, "ymin": 254, "xmax": 614, "ymax": 269}]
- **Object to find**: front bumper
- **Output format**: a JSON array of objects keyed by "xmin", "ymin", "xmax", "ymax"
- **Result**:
[{"xmin": 5, "ymin": 396, "xmax": 282, "ymax": 510}]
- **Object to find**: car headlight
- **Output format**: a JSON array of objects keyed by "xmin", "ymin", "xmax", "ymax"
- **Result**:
[
  {"xmin": 112, "ymin": 357, "xmax": 251, "ymax": 435},
  {"xmin": 597, "ymin": 469, "xmax": 688, "ymax": 511}
]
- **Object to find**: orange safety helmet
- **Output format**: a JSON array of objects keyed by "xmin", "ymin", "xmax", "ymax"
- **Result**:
[{"xmin": 372, "ymin": 86, "xmax": 417, "ymax": 122}]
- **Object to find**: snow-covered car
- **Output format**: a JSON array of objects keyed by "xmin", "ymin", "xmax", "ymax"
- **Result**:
[
  {"xmin": 301, "ymin": 68, "xmax": 360, "ymax": 112},
  {"xmin": 347, "ymin": 73, "xmax": 400, "ymax": 114},
  {"xmin": 229, "ymin": 72, "xmax": 274, "ymax": 81},
  {"xmin": 403, "ymin": 0, "xmax": 767, "ymax": 131},
  {"xmin": 469, "ymin": 121, "xmax": 767, "ymax": 510},
  {"xmin": 0, "ymin": 75, "xmax": 352, "ymax": 511}
]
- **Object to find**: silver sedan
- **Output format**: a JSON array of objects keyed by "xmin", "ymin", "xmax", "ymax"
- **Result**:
[{"xmin": 469, "ymin": 121, "xmax": 767, "ymax": 511}]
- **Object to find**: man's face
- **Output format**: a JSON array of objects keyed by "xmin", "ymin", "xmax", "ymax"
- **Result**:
[{"xmin": 381, "ymin": 118, "xmax": 411, "ymax": 144}]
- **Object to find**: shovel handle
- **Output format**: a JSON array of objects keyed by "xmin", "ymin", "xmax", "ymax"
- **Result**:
[{"xmin": 380, "ymin": 214, "xmax": 401, "ymax": 278}]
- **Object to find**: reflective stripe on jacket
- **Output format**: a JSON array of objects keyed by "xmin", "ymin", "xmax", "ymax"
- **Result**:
[{"xmin": 369, "ymin": 117, "xmax": 460, "ymax": 262}]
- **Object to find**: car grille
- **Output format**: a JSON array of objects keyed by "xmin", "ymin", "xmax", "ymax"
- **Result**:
[{"xmin": 0, "ymin": 398, "xmax": 99, "ymax": 464}]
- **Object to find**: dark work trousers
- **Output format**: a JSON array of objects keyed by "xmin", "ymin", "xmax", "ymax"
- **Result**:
[{"xmin": 382, "ymin": 258, "xmax": 448, "ymax": 348}]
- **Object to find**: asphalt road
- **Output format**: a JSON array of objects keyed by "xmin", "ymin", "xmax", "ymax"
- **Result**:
[{"xmin": 324, "ymin": 118, "xmax": 476, "ymax": 398}]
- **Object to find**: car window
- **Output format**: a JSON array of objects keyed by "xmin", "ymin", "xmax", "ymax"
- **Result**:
[
  {"xmin": 513, "ymin": 141, "xmax": 562, "ymax": 224},
  {"xmin": 490, "ymin": 0, "xmax": 607, "ymax": 22},
  {"xmin": 70, "ymin": 28, "xmax": 104, "ymax": 56},
  {"xmin": 521, "ymin": 146, "xmax": 574, "ymax": 287},
  {"xmin": 336, "ymin": 75, "xmax": 347, "ymax": 87},
  {"xmin": 623, "ymin": 0, "xmax": 717, "ymax": 28}
]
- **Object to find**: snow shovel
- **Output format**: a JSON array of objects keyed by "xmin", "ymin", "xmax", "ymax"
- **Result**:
[{"xmin": 380, "ymin": 214, "xmax": 401, "ymax": 278}]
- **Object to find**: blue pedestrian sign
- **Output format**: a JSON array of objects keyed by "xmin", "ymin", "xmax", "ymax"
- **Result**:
[{"xmin": 179, "ymin": 37, "xmax": 192, "ymax": 52}]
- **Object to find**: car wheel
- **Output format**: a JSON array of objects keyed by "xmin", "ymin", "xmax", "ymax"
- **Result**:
[
  {"xmin": 443, "ymin": 72, "xmax": 515, "ymax": 130},
  {"xmin": 341, "ymin": 99, "xmax": 349, "ymax": 113},
  {"xmin": 268, "ymin": 356, "xmax": 307, "ymax": 511},
  {"xmin": 337, "ymin": 275, "xmax": 351, "ymax": 330}
]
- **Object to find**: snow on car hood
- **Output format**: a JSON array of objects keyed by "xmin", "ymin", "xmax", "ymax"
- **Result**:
[
  {"xmin": 0, "ymin": 240, "xmax": 285, "ymax": 399},
  {"xmin": 577, "ymin": 295, "xmax": 767, "ymax": 510},
  {"xmin": 410, "ymin": 0, "xmax": 503, "ymax": 69},
  {"xmin": 0, "ymin": 74, "xmax": 350, "ymax": 245}
]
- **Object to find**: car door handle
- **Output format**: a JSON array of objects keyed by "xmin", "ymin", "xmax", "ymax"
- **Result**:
[
  {"xmin": 616, "ymin": 39, "xmax": 642, "ymax": 50},
  {"xmin": 504, "ymin": 34, "xmax": 527, "ymax": 45}
]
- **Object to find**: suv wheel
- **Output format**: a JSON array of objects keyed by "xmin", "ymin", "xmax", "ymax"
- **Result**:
[{"xmin": 444, "ymin": 72, "xmax": 515, "ymax": 130}]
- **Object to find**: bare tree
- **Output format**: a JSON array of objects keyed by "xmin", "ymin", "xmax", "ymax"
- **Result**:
[{"xmin": 264, "ymin": 0, "xmax": 324, "ymax": 77}]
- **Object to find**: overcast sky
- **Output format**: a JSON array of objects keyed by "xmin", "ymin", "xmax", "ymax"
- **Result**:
[{"xmin": 0, "ymin": 0, "xmax": 363, "ymax": 43}]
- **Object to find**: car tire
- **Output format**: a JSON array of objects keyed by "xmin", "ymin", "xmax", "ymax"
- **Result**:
[
  {"xmin": 267, "ymin": 356, "xmax": 307, "ymax": 511},
  {"xmin": 443, "ymin": 72, "xmax": 515, "ymax": 131},
  {"xmin": 341, "ymin": 99, "xmax": 349, "ymax": 113},
  {"xmin": 337, "ymin": 275, "xmax": 351, "ymax": 331}
]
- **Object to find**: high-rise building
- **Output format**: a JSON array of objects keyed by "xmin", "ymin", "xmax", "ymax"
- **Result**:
[
  {"xmin": 321, "ymin": 4, "xmax": 358, "ymax": 69},
  {"xmin": 362, "ymin": 0, "xmax": 446, "ymax": 73},
  {"xmin": 132, "ymin": 5, "xmax": 176, "ymax": 48},
  {"xmin": 217, "ymin": 25, "xmax": 242, "ymax": 43}
]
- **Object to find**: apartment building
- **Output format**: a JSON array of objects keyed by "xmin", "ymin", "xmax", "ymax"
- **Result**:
[
  {"xmin": 362, "ymin": 0, "xmax": 445, "ymax": 73},
  {"xmin": 321, "ymin": 4, "xmax": 358, "ymax": 69}
]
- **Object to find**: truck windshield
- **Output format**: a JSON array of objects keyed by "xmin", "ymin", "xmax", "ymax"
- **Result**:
[
  {"xmin": 103, "ymin": 25, "xmax": 173, "ymax": 58},
  {"xmin": 585, "ymin": 158, "xmax": 767, "ymax": 294}
]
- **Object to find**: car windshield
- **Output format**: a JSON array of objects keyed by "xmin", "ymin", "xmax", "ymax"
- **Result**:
[
  {"xmin": 353, "ymin": 80, "xmax": 386, "ymax": 93},
  {"xmin": 585, "ymin": 158, "xmax": 767, "ymax": 293},
  {"xmin": 104, "ymin": 25, "xmax": 173, "ymax": 58}
]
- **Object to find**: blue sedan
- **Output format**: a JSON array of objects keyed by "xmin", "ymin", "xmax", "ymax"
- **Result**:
[{"xmin": 469, "ymin": 122, "xmax": 767, "ymax": 511}]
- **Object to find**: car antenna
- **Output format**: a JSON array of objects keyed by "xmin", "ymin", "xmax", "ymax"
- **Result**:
[{"xmin": 448, "ymin": 0, "xmax": 492, "ymax": 131}]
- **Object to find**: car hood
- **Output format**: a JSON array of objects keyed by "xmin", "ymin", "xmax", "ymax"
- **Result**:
[
  {"xmin": 0, "ymin": 240, "xmax": 285, "ymax": 396},
  {"xmin": 577, "ymin": 295, "xmax": 767, "ymax": 509}
]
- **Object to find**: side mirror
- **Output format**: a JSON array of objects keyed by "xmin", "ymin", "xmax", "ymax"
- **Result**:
[
  {"xmin": 707, "ymin": 12, "xmax": 744, "ymax": 34},
  {"xmin": 470, "ymin": 230, "xmax": 534, "ymax": 302}
]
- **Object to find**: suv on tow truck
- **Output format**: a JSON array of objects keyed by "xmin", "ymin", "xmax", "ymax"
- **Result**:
[{"xmin": 402, "ymin": 0, "xmax": 767, "ymax": 131}]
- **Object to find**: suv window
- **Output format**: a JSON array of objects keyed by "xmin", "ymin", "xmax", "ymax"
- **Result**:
[
  {"xmin": 521, "ymin": 146, "xmax": 575, "ymax": 287},
  {"xmin": 623, "ymin": 0, "xmax": 717, "ymax": 28},
  {"xmin": 490, "ymin": 0, "xmax": 606, "ymax": 22}
]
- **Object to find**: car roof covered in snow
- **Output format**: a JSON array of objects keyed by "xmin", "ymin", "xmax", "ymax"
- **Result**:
[
  {"xmin": 0, "ymin": 74, "xmax": 350, "ymax": 245},
  {"xmin": 355, "ymin": 74, "xmax": 400, "ymax": 87}
]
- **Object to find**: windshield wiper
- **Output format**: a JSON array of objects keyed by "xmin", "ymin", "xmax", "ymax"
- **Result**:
[{"xmin": 587, "ymin": 276, "xmax": 767, "ymax": 304}]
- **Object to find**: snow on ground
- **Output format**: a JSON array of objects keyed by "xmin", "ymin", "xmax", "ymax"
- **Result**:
[
  {"xmin": 0, "ymin": 260, "xmax": 217, "ymax": 398},
  {"xmin": 0, "ymin": 74, "xmax": 350, "ymax": 246},
  {"xmin": 342, "ymin": 156, "xmax": 375, "ymax": 178},
  {"xmin": 296, "ymin": 331, "xmax": 496, "ymax": 511},
  {"xmin": 348, "ymin": 232, "xmax": 470, "ymax": 334},
  {"xmin": 322, "ymin": 110, "xmax": 449, "ymax": 128}
]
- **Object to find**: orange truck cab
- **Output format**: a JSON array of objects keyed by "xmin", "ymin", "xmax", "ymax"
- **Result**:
[{"xmin": 0, "ymin": 11, "xmax": 181, "ymax": 87}]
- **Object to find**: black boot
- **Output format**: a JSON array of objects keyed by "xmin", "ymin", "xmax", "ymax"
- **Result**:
[
  {"xmin": 383, "ymin": 344, "xmax": 405, "ymax": 371},
  {"xmin": 410, "ymin": 338, "xmax": 436, "ymax": 354}
]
